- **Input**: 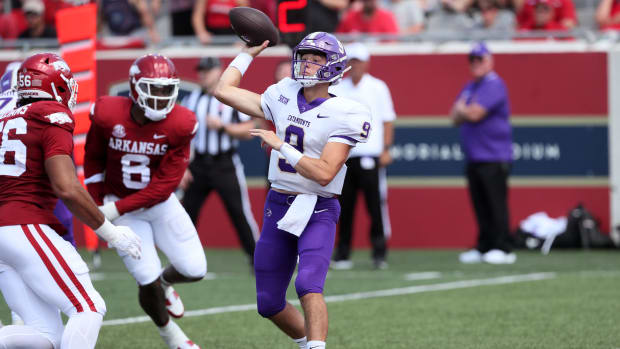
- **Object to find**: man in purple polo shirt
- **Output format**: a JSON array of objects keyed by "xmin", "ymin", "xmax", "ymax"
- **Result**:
[{"xmin": 451, "ymin": 42, "xmax": 516, "ymax": 264}]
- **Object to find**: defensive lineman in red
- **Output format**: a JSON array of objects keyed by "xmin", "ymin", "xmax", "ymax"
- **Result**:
[
  {"xmin": 0, "ymin": 54, "xmax": 142, "ymax": 349},
  {"xmin": 84, "ymin": 54, "xmax": 205, "ymax": 349}
]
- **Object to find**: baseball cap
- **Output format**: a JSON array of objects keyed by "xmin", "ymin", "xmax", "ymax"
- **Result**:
[
  {"xmin": 469, "ymin": 42, "xmax": 491, "ymax": 58},
  {"xmin": 346, "ymin": 43, "xmax": 370, "ymax": 62},
  {"xmin": 23, "ymin": 0, "xmax": 45, "ymax": 15},
  {"xmin": 195, "ymin": 56, "xmax": 221, "ymax": 71}
]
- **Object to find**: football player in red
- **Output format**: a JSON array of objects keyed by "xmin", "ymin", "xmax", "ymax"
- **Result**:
[
  {"xmin": 0, "ymin": 53, "xmax": 142, "ymax": 349},
  {"xmin": 84, "ymin": 54, "xmax": 205, "ymax": 349}
]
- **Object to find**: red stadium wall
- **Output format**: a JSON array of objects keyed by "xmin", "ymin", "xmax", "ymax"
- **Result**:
[{"xmin": 82, "ymin": 50, "xmax": 610, "ymax": 248}]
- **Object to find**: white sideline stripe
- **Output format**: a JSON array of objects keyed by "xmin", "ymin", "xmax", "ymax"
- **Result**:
[{"xmin": 101, "ymin": 272, "xmax": 555, "ymax": 327}]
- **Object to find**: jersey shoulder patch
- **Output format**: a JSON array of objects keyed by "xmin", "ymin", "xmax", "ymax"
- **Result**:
[{"xmin": 26, "ymin": 101, "xmax": 75, "ymax": 133}]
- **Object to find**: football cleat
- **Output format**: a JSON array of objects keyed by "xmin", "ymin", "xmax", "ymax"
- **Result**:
[
  {"xmin": 163, "ymin": 284, "xmax": 185, "ymax": 318},
  {"xmin": 330, "ymin": 259, "xmax": 354, "ymax": 270},
  {"xmin": 459, "ymin": 249, "xmax": 483, "ymax": 264}
]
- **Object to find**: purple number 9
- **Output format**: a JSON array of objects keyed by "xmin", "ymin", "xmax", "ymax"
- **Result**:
[
  {"xmin": 278, "ymin": 125, "xmax": 305, "ymax": 173},
  {"xmin": 360, "ymin": 121, "xmax": 371, "ymax": 138}
]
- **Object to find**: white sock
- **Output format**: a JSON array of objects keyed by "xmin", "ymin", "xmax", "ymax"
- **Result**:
[
  {"xmin": 294, "ymin": 336, "xmax": 307, "ymax": 349},
  {"xmin": 61, "ymin": 312, "xmax": 103, "ymax": 349},
  {"xmin": 158, "ymin": 319, "xmax": 188, "ymax": 346},
  {"xmin": 0, "ymin": 325, "xmax": 54, "ymax": 349},
  {"xmin": 307, "ymin": 340, "xmax": 326, "ymax": 349},
  {"xmin": 157, "ymin": 319, "xmax": 177, "ymax": 337}
]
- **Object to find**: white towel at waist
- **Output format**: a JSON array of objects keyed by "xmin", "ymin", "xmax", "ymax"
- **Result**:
[{"xmin": 277, "ymin": 194, "xmax": 318, "ymax": 237}]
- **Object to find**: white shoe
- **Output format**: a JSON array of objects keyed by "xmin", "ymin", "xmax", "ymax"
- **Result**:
[
  {"xmin": 482, "ymin": 249, "xmax": 517, "ymax": 264},
  {"xmin": 159, "ymin": 320, "xmax": 200, "ymax": 349},
  {"xmin": 163, "ymin": 285, "xmax": 185, "ymax": 318},
  {"xmin": 330, "ymin": 260, "xmax": 354, "ymax": 270},
  {"xmin": 459, "ymin": 249, "xmax": 482, "ymax": 264}
]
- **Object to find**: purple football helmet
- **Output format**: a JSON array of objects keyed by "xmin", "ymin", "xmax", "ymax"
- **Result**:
[{"xmin": 292, "ymin": 32, "xmax": 349, "ymax": 87}]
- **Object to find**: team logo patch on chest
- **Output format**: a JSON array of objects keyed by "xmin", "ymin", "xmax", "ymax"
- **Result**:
[{"xmin": 112, "ymin": 124, "xmax": 126, "ymax": 138}]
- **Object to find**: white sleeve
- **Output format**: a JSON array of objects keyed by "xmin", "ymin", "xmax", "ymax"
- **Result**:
[
  {"xmin": 328, "ymin": 102, "xmax": 372, "ymax": 146},
  {"xmin": 260, "ymin": 83, "xmax": 278, "ymax": 122},
  {"xmin": 378, "ymin": 80, "xmax": 396, "ymax": 122}
]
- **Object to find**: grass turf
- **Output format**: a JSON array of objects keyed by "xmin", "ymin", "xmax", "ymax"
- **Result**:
[{"xmin": 1, "ymin": 248, "xmax": 619, "ymax": 348}]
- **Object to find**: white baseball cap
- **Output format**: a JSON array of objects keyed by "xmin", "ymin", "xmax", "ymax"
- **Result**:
[{"xmin": 346, "ymin": 42, "xmax": 370, "ymax": 62}]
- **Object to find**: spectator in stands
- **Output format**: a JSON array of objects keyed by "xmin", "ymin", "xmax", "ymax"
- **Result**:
[
  {"xmin": 519, "ymin": 0, "xmax": 566, "ymax": 30},
  {"xmin": 470, "ymin": 0, "xmax": 515, "ymax": 30},
  {"xmin": 250, "ymin": 0, "xmax": 276, "ymax": 25},
  {"xmin": 426, "ymin": 0, "xmax": 474, "ymax": 31},
  {"xmin": 595, "ymin": 0, "xmax": 620, "ymax": 30},
  {"xmin": 515, "ymin": 0, "xmax": 576, "ymax": 29},
  {"xmin": 307, "ymin": 0, "xmax": 348, "ymax": 33},
  {"xmin": 451, "ymin": 42, "xmax": 515, "ymax": 265},
  {"xmin": 170, "ymin": 0, "xmax": 195, "ymax": 36},
  {"xmin": 337, "ymin": 0, "xmax": 400, "ymax": 34},
  {"xmin": 389, "ymin": 0, "xmax": 425, "ymax": 33},
  {"xmin": 19, "ymin": 0, "xmax": 57, "ymax": 39},
  {"xmin": 100, "ymin": 0, "xmax": 161, "ymax": 44},
  {"xmin": 0, "ymin": 2, "xmax": 27, "ymax": 39},
  {"xmin": 192, "ymin": 0, "xmax": 249, "ymax": 44}
]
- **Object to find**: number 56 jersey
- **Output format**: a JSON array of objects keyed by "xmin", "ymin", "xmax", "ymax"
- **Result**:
[
  {"xmin": 261, "ymin": 78, "xmax": 372, "ymax": 197},
  {"xmin": 0, "ymin": 101, "xmax": 75, "ymax": 227},
  {"xmin": 84, "ymin": 96, "xmax": 198, "ymax": 215}
]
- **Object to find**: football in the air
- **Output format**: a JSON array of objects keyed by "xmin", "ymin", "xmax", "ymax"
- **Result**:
[{"xmin": 229, "ymin": 7, "xmax": 279, "ymax": 47}]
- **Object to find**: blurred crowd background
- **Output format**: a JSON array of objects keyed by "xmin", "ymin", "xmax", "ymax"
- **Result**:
[{"xmin": 1, "ymin": 0, "xmax": 619, "ymax": 49}]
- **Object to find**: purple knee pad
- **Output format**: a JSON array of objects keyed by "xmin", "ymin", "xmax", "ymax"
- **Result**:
[
  {"xmin": 254, "ymin": 190, "xmax": 339, "ymax": 317},
  {"xmin": 295, "ymin": 254, "xmax": 331, "ymax": 297}
]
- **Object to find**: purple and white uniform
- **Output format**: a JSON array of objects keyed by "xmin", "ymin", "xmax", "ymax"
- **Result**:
[{"xmin": 255, "ymin": 76, "xmax": 371, "ymax": 317}]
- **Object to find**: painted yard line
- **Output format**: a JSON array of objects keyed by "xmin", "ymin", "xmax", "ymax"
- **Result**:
[
  {"xmin": 404, "ymin": 271, "xmax": 443, "ymax": 281},
  {"xmin": 102, "ymin": 272, "xmax": 555, "ymax": 327}
]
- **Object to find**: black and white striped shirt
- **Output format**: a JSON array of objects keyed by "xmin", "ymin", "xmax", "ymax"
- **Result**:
[{"xmin": 183, "ymin": 89, "xmax": 251, "ymax": 156}]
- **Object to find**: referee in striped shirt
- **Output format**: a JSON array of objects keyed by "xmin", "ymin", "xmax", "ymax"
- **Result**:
[{"xmin": 180, "ymin": 56, "xmax": 259, "ymax": 263}]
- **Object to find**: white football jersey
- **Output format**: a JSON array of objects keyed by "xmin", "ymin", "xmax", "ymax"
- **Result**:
[
  {"xmin": 261, "ymin": 77, "xmax": 372, "ymax": 197},
  {"xmin": 0, "ymin": 89, "xmax": 16, "ymax": 115}
]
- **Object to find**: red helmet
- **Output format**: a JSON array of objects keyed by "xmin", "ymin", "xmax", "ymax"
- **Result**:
[
  {"xmin": 129, "ymin": 54, "xmax": 180, "ymax": 121},
  {"xmin": 17, "ymin": 53, "xmax": 78, "ymax": 109}
]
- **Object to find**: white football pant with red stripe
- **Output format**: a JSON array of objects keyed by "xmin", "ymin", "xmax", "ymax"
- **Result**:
[
  {"xmin": 0, "ymin": 224, "xmax": 106, "ymax": 349},
  {"xmin": 104, "ymin": 194, "xmax": 207, "ymax": 286}
]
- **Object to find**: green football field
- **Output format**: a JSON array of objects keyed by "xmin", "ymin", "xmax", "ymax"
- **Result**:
[{"xmin": 1, "ymin": 248, "xmax": 619, "ymax": 349}]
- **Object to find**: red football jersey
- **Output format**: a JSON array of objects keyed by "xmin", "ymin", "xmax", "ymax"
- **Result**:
[
  {"xmin": 84, "ymin": 96, "xmax": 197, "ymax": 215},
  {"xmin": 0, "ymin": 101, "xmax": 75, "ymax": 227}
]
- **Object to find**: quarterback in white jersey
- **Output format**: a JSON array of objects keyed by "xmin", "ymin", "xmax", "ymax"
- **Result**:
[
  {"xmin": 262, "ymin": 77, "xmax": 370, "ymax": 197},
  {"xmin": 214, "ymin": 32, "xmax": 370, "ymax": 349}
]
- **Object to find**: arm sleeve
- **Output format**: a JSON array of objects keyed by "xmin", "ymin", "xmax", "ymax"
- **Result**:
[
  {"xmin": 83, "ymin": 120, "xmax": 107, "ymax": 205},
  {"xmin": 328, "ymin": 103, "xmax": 372, "ymax": 146},
  {"xmin": 473, "ymin": 81, "xmax": 506, "ymax": 112},
  {"xmin": 384, "ymin": 11, "xmax": 400, "ymax": 33},
  {"xmin": 40, "ymin": 124, "xmax": 74, "ymax": 159},
  {"xmin": 113, "ymin": 136, "xmax": 192, "ymax": 215}
]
